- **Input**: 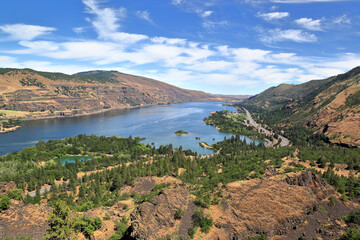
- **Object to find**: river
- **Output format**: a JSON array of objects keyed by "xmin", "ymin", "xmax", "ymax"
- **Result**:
[{"xmin": 0, "ymin": 102, "xmax": 260, "ymax": 155}]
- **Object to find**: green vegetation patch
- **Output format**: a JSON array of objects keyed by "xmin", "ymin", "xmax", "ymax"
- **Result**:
[
  {"xmin": 345, "ymin": 90, "xmax": 360, "ymax": 107},
  {"xmin": 204, "ymin": 110, "xmax": 266, "ymax": 141},
  {"xmin": 175, "ymin": 130, "xmax": 188, "ymax": 135}
]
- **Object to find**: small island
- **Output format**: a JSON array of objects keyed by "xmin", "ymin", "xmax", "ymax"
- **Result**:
[{"xmin": 175, "ymin": 130, "xmax": 188, "ymax": 135}]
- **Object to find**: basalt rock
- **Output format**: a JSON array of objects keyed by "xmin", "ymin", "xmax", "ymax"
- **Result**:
[
  {"xmin": 206, "ymin": 171, "xmax": 350, "ymax": 240},
  {"xmin": 125, "ymin": 185, "xmax": 192, "ymax": 240},
  {"xmin": 0, "ymin": 181, "xmax": 16, "ymax": 195}
]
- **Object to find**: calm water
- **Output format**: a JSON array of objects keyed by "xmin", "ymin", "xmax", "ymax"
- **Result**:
[
  {"xmin": 56, "ymin": 156, "xmax": 92, "ymax": 164},
  {"xmin": 0, "ymin": 102, "xmax": 259, "ymax": 155}
]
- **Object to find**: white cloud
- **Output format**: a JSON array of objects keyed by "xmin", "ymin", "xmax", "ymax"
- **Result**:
[
  {"xmin": 82, "ymin": 0, "xmax": 131, "ymax": 40},
  {"xmin": 196, "ymin": 10, "xmax": 213, "ymax": 18},
  {"xmin": 136, "ymin": 10, "xmax": 153, "ymax": 24},
  {"xmin": 333, "ymin": 14, "xmax": 351, "ymax": 24},
  {"xmin": 2, "ymin": 0, "xmax": 360, "ymax": 94},
  {"xmin": 261, "ymin": 28, "xmax": 317, "ymax": 43},
  {"xmin": 73, "ymin": 27, "xmax": 86, "ymax": 34},
  {"xmin": 81, "ymin": 0, "xmax": 148, "ymax": 44},
  {"xmin": 0, "ymin": 24, "xmax": 56, "ymax": 41},
  {"xmin": 295, "ymin": 18, "xmax": 323, "ymax": 31},
  {"xmin": 151, "ymin": 37, "xmax": 187, "ymax": 45},
  {"xmin": 0, "ymin": 56, "xmax": 20, "ymax": 68},
  {"xmin": 171, "ymin": 0, "xmax": 184, "ymax": 6},
  {"xmin": 202, "ymin": 20, "xmax": 228, "ymax": 29},
  {"xmin": 183, "ymin": 60, "xmax": 234, "ymax": 72},
  {"xmin": 258, "ymin": 12, "xmax": 289, "ymax": 21}
]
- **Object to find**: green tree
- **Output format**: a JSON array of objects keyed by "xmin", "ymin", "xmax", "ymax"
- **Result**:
[{"xmin": 46, "ymin": 200, "xmax": 75, "ymax": 239}]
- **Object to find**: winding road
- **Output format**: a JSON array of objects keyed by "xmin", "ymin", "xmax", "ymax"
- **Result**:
[{"xmin": 243, "ymin": 108, "xmax": 290, "ymax": 147}]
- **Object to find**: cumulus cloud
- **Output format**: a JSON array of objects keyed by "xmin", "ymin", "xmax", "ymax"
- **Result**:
[
  {"xmin": 261, "ymin": 28, "xmax": 317, "ymax": 43},
  {"xmin": 258, "ymin": 12, "xmax": 290, "ymax": 21},
  {"xmin": 0, "ymin": 24, "xmax": 56, "ymax": 41},
  {"xmin": 295, "ymin": 18, "xmax": 323, "ymax": 31}
]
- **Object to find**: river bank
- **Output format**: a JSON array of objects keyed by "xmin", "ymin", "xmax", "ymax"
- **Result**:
[
  {"xmin": 0, "ymin": 125, "xmax": 21, "ymax": 134},
  {"xmin": 0, "ymin": 102, "xmax": 185, "ymax": 134}
]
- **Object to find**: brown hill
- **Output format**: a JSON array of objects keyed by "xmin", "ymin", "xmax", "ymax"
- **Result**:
[
  {"xmin": 0, "ymin": 68, "xmax": 224, "ymax": 121},
  {"xmin": 240, "ymin": 67, "xmax": 360, "ymax": 147}
]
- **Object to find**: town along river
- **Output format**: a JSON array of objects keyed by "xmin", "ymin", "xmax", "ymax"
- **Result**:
[{"xmin": 0, "ymin": 102, "xmax": 260, "ymax": 155}]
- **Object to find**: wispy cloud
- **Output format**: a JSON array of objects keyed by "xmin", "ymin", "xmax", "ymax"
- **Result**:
[
  {"xmin": 202, "ymin": 20, "xmax": 228, "ymax": 30},
  {"xmin": 333, "ymin": 14, "xmax": 351, "ymax": 24},
  {"xmin": 0, "ymin": 24, "xmax": 56, "ymax": 41},
  {"xmin": 170, "ymin": 0, "xmax": 221, "ymax": 30},
  {"xmin": 136, "ymin": 10, "xmax": 153, "ymax": 24},
  {"xmin": 258, "ymin": 12, "xmax": 290, "ymax": 21},
  {"xmin": 73, "ymin": 27, "xmax": 86, "ymax": 34},
  {"xmin": 295, "ymin": 18, "xmax": 323, "ymax": 31},
  {"xmin": 171, "ymin": 0, "xmax": 184, "ymax": 6},
  {"xmin": 82, "ymin": 0, "xmax": 147, "ymax": 43},
  {"xmin": 261, "ymin": 28, "xmax": 317, "ymax": 43}
]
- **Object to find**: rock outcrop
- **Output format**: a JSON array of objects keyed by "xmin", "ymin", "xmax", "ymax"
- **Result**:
[
  {"xmin": 206, "ymin": 171, "xmax": 350, "ymax": 240},
  {"xmin": 0, "ymin": 200, "xmax": 51, "ymax": 239},
  {"xmin": 125, "ymin": 185, "xmax": 193, "ymax": 240},
  {"xmin": 0, "ymin": 181, "xmax": 16, "ymax": 195}
]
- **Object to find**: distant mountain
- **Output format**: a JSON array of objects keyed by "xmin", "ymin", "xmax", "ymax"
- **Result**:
[
  {"xmin": 0, "ymin": 68, "xmax": 225, "ymax": 120},
  {"xmin": 240, "ymin": 67, "xmax": 360, "ymax": 147}
]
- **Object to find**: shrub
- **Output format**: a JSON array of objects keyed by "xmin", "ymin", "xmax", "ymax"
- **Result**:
[
  {"xmin": 340, "ymin": 228, "xmax": 360, "ymax": 240},
  {"xmin": 111, "ymin": 216, "xmax": 128, "ymax": 239},
  {"xmin": 192, "ymin": 210, "xmax": 213, "ymax": 233},
  {"xmin": 103, "ymin": 213, "xmax": 111, "ymax": 220},
  {"xmin": 8, "ymin": 189, "xmax": 24, "ymax": 200},
  {"xmin": 343, "ymin": 211, "xmax": 360, "ymax": 226},
  {"xmin": 174, "ymin": 209, "xmax": 184, "ymax": 219},
  {"xmin": 0, "ymin": 195, "xmax": 11, "ymax": 212}
]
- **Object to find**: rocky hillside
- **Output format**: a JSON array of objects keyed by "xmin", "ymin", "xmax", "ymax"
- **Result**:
[
  {"xmin": 1, "ymin": 172, "xmax": 359, "ymax": 240},
  {"xmin": 0, "ymin": 68, "xmax": 224, "ymax": 120},
  {"xmin": 240, "ymin": 67, "xmax": 360, "ymax": 147}
]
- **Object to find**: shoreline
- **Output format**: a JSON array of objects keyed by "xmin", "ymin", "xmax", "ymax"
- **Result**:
[
  {"xmin": 0, "ymin": 125, "xmax": 21, "ymax": 134},
  {"xmin": 199, "ymin": 142, "xmax": 213, "ymax": 149},
  {"xmin": 1, "ymin": 101, "xmax": 187, "ymax": 133}
]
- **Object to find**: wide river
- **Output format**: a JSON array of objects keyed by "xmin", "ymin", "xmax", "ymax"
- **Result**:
[{"xmin": 0, "ymin": 102, "xmax": 259, "ymax": 155}]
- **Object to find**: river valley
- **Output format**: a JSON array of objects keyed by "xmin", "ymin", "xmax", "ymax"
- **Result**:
[{"xmin": 0, "ymin": 102, "xmax": 260, "ymax": 155}]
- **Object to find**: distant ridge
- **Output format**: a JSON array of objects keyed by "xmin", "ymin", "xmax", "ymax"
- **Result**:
[{"xmin": 0, "ymin": 68, "xmax": 226, "ymax": 121}]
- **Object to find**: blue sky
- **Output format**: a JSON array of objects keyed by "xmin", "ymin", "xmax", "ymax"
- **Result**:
[{"xmin": 0, "ymin": 0, "xmax": 360, "ymax": 95}]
